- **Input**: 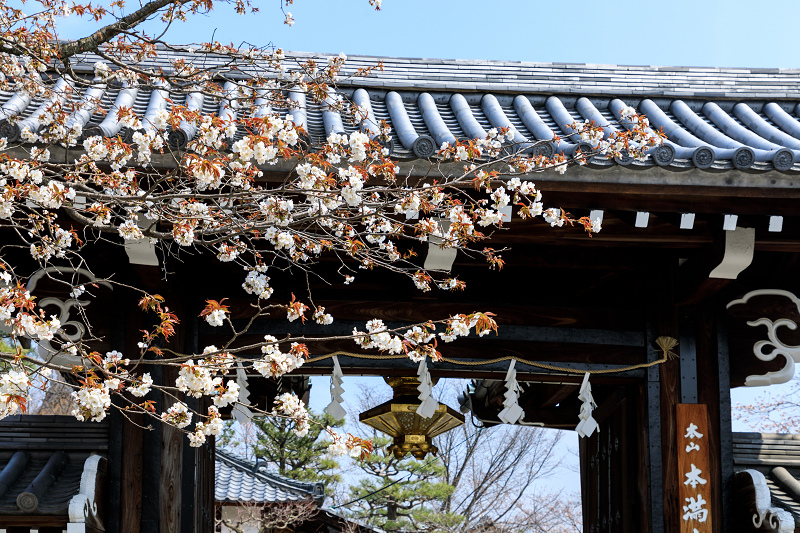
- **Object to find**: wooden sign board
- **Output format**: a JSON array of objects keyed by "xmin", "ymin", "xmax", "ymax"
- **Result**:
[{"xmin": 676, "ymin": 403, "xmax": 712, "ymax": 533}]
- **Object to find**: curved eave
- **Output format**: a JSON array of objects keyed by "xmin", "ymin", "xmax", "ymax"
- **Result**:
[{"xmin": 4, "ymin": 57, "xmax": 800, "ymax": 172}]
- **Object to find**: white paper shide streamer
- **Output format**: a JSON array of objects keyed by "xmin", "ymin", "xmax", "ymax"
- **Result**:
[
  {"xmin": 416, "ymin": 358, "xmax": 438, "ymax": 418},
  {"xmin": 324, "ymin": 355, "xmax": 346, "ymax": 420},
  {"xmin": 232, "ymin": 362, "xmax": 253, "ymax": 423},
  {"xmin": 575, "ymin": 372, "xmax": 598, "ymax": 438},
  {"xmin": 497, "ymin": 360, "xmax": 524, "ymax": 424}
]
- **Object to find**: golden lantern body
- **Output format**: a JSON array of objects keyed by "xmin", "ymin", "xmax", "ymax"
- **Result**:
[{"xmin": 359, "ymin": 377, "xmax": 465, "ymax": 459}]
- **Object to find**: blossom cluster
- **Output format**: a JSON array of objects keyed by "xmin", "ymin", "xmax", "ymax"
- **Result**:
[
  {"xmin": 253, "ymin": 335, "xmax": 306, "ymax": 378},
  {"xmin": 0, "ymin": 369, "xmax": 31, "ymax": 420},
  {"xmin": 351, "ymin": 313, "xmax": 498, "ymax": 363},
  {"xmin": 127, "ymin": 373, "xmax": 153, "ymax": 397},
  {"xmin": 0, "ymin": 282, "xmax": 62, "ymax": 341},
  {"xmin": 574, "ymin": 105, "xmax": 663, "ymax": 162},
  {"xmin": 272, "ymin": 392, "xmax": 310, "ymax": 437},
  {"xmin": 71, "ymin": 377, "xmax": 120, "ymax": 422},
  {"xmin": 188, "ymin": 405, "xmax": 224, "ymax": 447},
  {"xmin": 161, "ymin": 401, "xmax": 192, "ymax": 428},
  {"xmin": 325, "ymin": 428, "xmax": 373, "ymax": 459},
  {"xmin": 176, "ymin": 360, "xmax": 223, "ymax": 398}
]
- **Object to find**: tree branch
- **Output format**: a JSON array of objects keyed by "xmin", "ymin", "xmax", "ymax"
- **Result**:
[{"xmin": 58, "ymin": 0, "xmax": 193, "ymax": 58}]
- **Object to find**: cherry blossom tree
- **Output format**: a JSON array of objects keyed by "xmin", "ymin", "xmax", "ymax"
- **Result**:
[
  {"xmin": 734, "ymin": 378, "xmax": 800, "ymax": 433},
  {"xmin": 0, "ymin": 0, "xmax": 663, "ymax": 457}
]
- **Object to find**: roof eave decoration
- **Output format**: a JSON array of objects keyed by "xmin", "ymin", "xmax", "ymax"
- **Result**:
[{"xmin": 3, "ymin": 50, "xmax": 800, "ymax": 172}]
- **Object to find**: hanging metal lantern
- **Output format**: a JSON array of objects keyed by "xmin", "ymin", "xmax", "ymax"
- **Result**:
[{"xmin": 359, "ymin": 376, "xmax": 465, "ymax": 460}]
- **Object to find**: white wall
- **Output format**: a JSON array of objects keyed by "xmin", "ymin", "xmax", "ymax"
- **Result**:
[{"xmin": 220, "ymin": 505, "xmax": 263, "ymax": 533}]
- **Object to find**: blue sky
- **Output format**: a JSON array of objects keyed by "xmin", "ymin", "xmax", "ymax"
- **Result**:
[{"xmin": 54, "ymin": 0, "xmax": 800, "ymax": 68}]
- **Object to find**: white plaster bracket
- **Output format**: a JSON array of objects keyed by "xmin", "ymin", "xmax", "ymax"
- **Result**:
[
  {"xmin": 124, "ymin": 214, "xmax": 159, "ymax": 266},
  {"xmin": 68, "ymin": 455, "xmax": 106, "ymax": 531},
  {"xmin": 736, "ymin": 469, "xmax": 794, "ymax": 532},
  {"xmin": 423, "ymin": 220, "xmax": 457, "ymax": 272},
  {"xmin": 709, "ymin": 227, "xmax": 755, "ymax": 279}
]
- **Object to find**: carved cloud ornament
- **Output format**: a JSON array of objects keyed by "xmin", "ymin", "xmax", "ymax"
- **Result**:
[
  {"xmin": 25, "ymin": 266, "xmax": 113, "ymax": 368},
  {"xmin": 727, "ymin": 289, "xmax": 800, "ymax": 387}
]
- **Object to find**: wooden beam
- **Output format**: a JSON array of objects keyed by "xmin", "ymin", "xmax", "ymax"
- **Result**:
[
  {"xmin": 215, "ymin": 297, "xmax": 646, "ymax": 330},
  {"xmin": 537, "ymin": 180, "xmax": 800, "ymax": 215},
  {"xmin": 677, "ymin": 233, "xmax": 731, "ymax": 305},
  {"xmin": 200, "ymin": 336, "xmax": 647, "ymax": 370},
  {"xmin": 540, "ymin": 383, "xmax": 579, "ymax": 408},
  {"xmin": 0, "ymin": 516, "xmax": 68, "ymax": 526},
  {"xmin": 203, "ymin": 319, "xmax": 644, "ymax": 347}
]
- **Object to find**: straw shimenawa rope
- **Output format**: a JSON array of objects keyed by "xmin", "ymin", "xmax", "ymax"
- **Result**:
[{"xmin": 305, "ymin": 336, "xmax": 679, "ymax": 375}]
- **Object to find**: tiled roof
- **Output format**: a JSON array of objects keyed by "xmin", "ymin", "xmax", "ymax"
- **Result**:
[
  {"xmin": 733, "ymin": 432, "xmax": 800, "ymax": 526},
  {"xmin": 67, "ymin": 50, "xmax": 800, "ymax": 99},
  {"xmin": 0, "ymin": 450, "xmax": 85, "ymax": 514},
  {"xmin": 0, "ymin": 416, "xmax": 108, "ymax": 517},
  {"xmin": 215, "ymin": 449, "xmax": 325, "ymax": 504},
  {"xmin": 3, "ymin": 50, "xmax": 800, "ymax": 172}
]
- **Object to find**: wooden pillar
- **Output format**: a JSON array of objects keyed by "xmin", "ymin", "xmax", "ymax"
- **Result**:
[
  {"xmin": 692, "ymin": 303, "xmax": 733, "ymax": 533},
  {"xmin": 659, "ymin": 350, "xmax": 681, "ymax": 532},
  {"xmin": 140, "ymin": 361, "xmax": 162, "ymax": 533},
  {"xmin": 160, "ymin": 365, "xmax": 183, "ymax": 533},
  {"xmin": 181, "ymin": 315, "xmax": 199, "ymax": 533},
  {"xmin": 120, "ymin": 288, "xmax": 146, "ymax": 533},
  {"xmin": 115, "ymin": 266, "xmax": 215, "ymax": 533},
  {"xmin": 159, "ymin": 285, "xmax": 191, "ymax": 533},
  {"xmin": 716, "ymin": 316, "xmax": 734, "ymax": 533},
  {"xmin": 646, "ymin": 261, "xmax": 681, "ymax": 533},
  {"xmin": 637, "ymin": 379, "xmax": 653, "ymax": 532},
  {"xmin": 644, "ymin": 321, "xmax": 663, "ymax": 533},
  {"xmin": 106, "ymin": 301, "xmax": 126, "ymax": 533},
  {"xmin": 121, "ymin": 412, "xmax": 145, "ymax": 533}
]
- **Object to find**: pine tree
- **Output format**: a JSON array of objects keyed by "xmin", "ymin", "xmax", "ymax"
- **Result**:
[
  {"xmin": 346, "ymin": 436, "xmax": 463, "ymax": 533},
  {"xmin": 219, "ymin": 409, "xmax": 345, "ymax": 493}
]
